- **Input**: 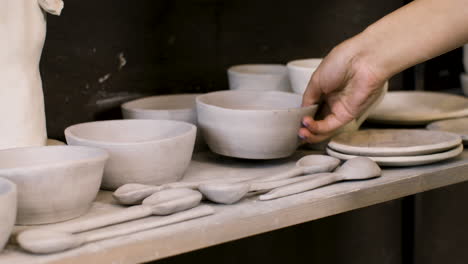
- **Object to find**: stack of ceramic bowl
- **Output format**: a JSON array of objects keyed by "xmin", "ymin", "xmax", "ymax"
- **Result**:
[
  {"xmin": 227, "ymin": 64, "xmax": 291, "ymax": 92},
  {"xmin": 326, "ymin": 129, "xmax": 463, "ymax": 167},
  {"xmin": 196, "ymin": 90, "xmax": 317, "ymax": 159},
  {"xmin": 65, "ymin": 119, "xmax": 196, "ymax": 190}
]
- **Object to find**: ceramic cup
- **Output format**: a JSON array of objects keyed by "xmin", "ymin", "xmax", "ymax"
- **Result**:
[
  {"xmin": 197, "ymin": 90, "xmax": 318, "ymax": 159},
  {"xmin": 460, "ymin": 73, "xmax": 468, "ymax": 96},
  {"xmin": 65, "ymin": 119, "xmax": 197, "ymax": 190},
  {"xmin": 286, "ymin": 58, "xmax": 322, "ymax": 95},
  {"xmin": 121, "ymin": 94, "xmax": 206, "ymax": 151},
  {"xmin": 0, "ymin": 178, "xmax": 16, "ymax": 251},
  {"xmin": 227, "ymin": 64, "xmax": 291, "ymax": 92},
  {"xmin": 0, "ymin": 145, "xmax": 108, "ymax": 225}
]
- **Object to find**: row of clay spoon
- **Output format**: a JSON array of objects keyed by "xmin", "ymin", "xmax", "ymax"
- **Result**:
[
  {"xmin": 17, "ymin": 188, "xmax": 214, "ymax": 254},
  {"xmin": 113, "ymin": 155, "xmax": 341, "ymax": 205}
]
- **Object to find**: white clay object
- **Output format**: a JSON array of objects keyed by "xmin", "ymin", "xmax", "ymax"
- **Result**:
[
  {"xmin": 329, "ymin": 129, "xmax": 462, "ymax": 156},
  {"xmin": 17, "ymin": 205, "xmax": 214, "ymax": 254},
  {"xmin": 260, "ymin": 159, "xmax": 381, "ymax": 201},
  {"xmin": 0, "ymin": 146, "xmax": 108, "ymax": 225},
  {"xmin": 368, "ymin": 91, "xmax": 468, "ymax": 124},
  {"xmin": 65, "ymin": 119, "xmax": 196, "ymax": 190},
  {"xmin": 0, "ymin": 178, "xmax": 17, "ymax": 252},
  {"xmin": 199, "ymin": 182, "xmax": 251, "ymax": 204},
  {"xmin": 196, "ymin": 90, "xmax": 318, "ymax": 159},
  {"xmin": 227, "ymin": 64, "xmax": 291, "ymax": 92},
  {"xmin": 142, "ymin": 188, "xmax": 202, "ymax": 215},
  {"xmin": 113, "ymin": 184, "xmax": 162, "ymax": 205},
  {"xmin": 427, "ymin": 118, "xmax": 468, "ymax": 144},
  {"xmin": 286, "ymin": 58, "xmax": 322, "ymax": 95}
]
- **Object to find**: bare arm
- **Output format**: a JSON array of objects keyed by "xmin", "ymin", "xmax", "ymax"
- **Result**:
[{"xmin": 300, "ymin": 0, "xmax": 468, "ymax": 143}]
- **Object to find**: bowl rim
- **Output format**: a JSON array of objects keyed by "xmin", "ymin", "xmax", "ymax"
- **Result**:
[
  {"xmin": 286, "ymin": 58, "xmax": 323, "ymax": 70},
  {"xmin": 65, "ymin": 119, "xmax": 197, "ymax": 146},
  {"xmin": 121, "ymin": 93, "xmax": 202, "ymax": 113},
  {"xmin": 0, "ymin": 145, "xmax": 109, "ymax": 172},
  {"xmin": 196, "ymin": 90, "xmax": 318, "ymax": 113},
  {"xmin": 0, "ymin": 177, "xmax": 16, "ymax": 197},
  {"xmin": 227, "ymin": 64, "xmax": 287, "ymax": 77}
]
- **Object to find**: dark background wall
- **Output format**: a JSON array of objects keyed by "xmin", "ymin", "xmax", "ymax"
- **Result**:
[{"xmin": 39, "ymin": 1, "xmax": 467, "ymax": 264}]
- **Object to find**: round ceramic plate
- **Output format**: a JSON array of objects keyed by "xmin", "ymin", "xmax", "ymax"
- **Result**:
[
  {"xmin": 367, "ymin": 91, "xmax": 468, "ymax": 125},
  {"xmin": 326, "ymin": 144, "xmax": 463, "ymax": 167},
  {"xmin": 427, "ymin": 118, "xmax": 468, "ymax": 144},
  {"xmin": 328, "ymin": 129, "xmax": 462, "ymax": 156}
]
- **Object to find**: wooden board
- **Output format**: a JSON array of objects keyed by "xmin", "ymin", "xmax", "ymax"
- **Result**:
[{"xmin": 1, "ymin": 150, "xmax": 468, "ymax": 264}]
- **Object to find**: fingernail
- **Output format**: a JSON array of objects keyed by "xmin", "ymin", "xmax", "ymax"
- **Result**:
[
  {"xmin": 302, "ymin": 120, "xmax": 309, "ymax": 128},
  {"xmin": 298, "ymin": 133, "xmax": 306, "ymax": 140}
]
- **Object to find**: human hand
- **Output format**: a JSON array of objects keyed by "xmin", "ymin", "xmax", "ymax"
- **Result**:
[{"xmin": 298, "ymin": 37, "xmax": 387, "ymax": 143}]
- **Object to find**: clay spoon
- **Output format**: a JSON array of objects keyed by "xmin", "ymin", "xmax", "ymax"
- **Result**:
[
  {"xmin": 113, "ymin": 154, "xmax": 339, "ymax": 205},
  {"xmin": 259, "ymin": 157, "xmax": 382, "ymax": 201},
  {"xmin": 46, "ymin": 188, "xmax": 202, "ymax": 234},
  {"xmin": 17, "ymin": 205, "xmax": 214, "ymax": 254}
]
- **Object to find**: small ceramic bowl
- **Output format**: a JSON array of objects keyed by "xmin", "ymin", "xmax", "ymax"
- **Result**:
[
  {"xmin": 460, "ymin": 73, "xmax": 468, "ymax": 96},
  {"xmin": 121, "ymin": 94, "xmax": 205, "ymax": 151},
  {"xmin": 196, "ymin": 90, "xmax": 318, "ymax": 159},
  {"xmin": 0, "ymin": 178, "xmax": 16, "ymax": 251},
  {"xmin": 0, "ymin": 146, "xmax": 108, "ymax": 225},
  {"xmin": 227, "ymin": 64, "xmax": 291, "ymax": 92},
  {"xmin": 286, "ymin": 58, "xmax": 322, "ymax": 95},
  {"xmin": 65, "ymin": 119, "xmax": 197, "ymax": 190}
]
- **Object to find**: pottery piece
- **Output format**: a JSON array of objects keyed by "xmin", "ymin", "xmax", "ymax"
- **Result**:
[
  {"xmin": 196, "ymin": 90, "xmax": 318, "ymax": 159},
  {"xmin": 326, "ymin": 144, "xmax": 464, "ymax": 167},
  {"xmin": 259, "ymin": 159, "xmax": 381, "ymax": 201},
  {"xmin": 0, "ymin": 0, "xmax": 62, "ymax": 150},
  {"xmin": 141, "ymin": 188, "xmax": 202, "ymax": 215},
  {"xmin": 0, "ymin": 146, "xmax": 108, "ymax": 225},
  {"xmin": 17, "ymin": 205, "xmax": 214, "ymax": 254},
  {"xmin": 368, "ymin": 91, "xmax": 468, "ymax": 124},
  {"xmin": 286, "ymin": 58, "xmax": 322, "ymax": 95},
  {"xmin": 65, "ymin": 119, "xmax": 197, "ymax": 190},
  {"xmin": 460, "ymin": 73, "xmax": 468, "ymax": 96},
  {"xmin": 121, "ymin": 94, "xmax": 206, "ymax": 152},
  {"xmin": 46, "ymin": 139, "xmax": 66, "ymax": 146},
  {"xmin": 0, "ymin": 178, "xmax": 17, "ymax": 252},
  {"xmin": 427, "ymin": 118, "xmax": 468, "ymax": 144},
  {"xmin": 227, "ymin": 64, "xmax": 291, "ymax": 92},
  {"xmin": 329, "ymin": 129, "xmax": 462, "ymax": 156}
]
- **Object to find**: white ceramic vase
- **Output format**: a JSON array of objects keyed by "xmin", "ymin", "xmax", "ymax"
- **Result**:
[{"xmin": 0, "ymin": 0, "xmax": 63, "ymax": 150}]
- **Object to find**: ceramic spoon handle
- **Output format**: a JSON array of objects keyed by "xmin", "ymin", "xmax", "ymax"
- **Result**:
[
  {"xmin": 79, "ymin": 205, "xmax": 214, "ymax": 245},
  {"xmin": 253, "ymin": 167, "xmax": 304, "ymax": 183},
  {"xmin": 48, "ymin": 205, "xmax": 154, "ymax": 234},
  {"xmin": 259, "ymin": 173, "xmax": 342, "ymax": 201},
  {"xmin": 249, "ymin": 174, "xmax": 321, "ymax": 193}
]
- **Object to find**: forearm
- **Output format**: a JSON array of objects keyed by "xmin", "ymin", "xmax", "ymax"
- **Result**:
[{"xmin": 354, "ymin": 0, "xmax": 468, "ymax": 80}]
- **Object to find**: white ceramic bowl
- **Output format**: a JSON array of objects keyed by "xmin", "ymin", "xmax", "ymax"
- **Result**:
[
  {"xmin": 0, "ymin": 178, "xmax": 16, "ymax": 251},
  {"xmin": 460, "ymin": 73, "xmax": 468, "ymax": 96},
  {"xmin": 121, "ymin": 94, "xmax": 205, "ymax": 151},
  {"xmin": 0, "ymin": 146, "xmax": 108, "ymax": 225},
  {"xmin": 227, "ymin": 64, "xmax": 291, "ymax": 92},
  {"xmin": 286, "ymin": 58, "xmax": 322, "ymax": 95},
  {"xmin": 65, "ymin": 119, "xmax": 197, "ymax": 190},
  {"xmin": 196, "ymin": 90, "xmax": 318, "ymax": 159}
]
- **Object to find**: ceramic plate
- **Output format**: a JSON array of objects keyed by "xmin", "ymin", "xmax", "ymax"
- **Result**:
[
  {"xmin": 328, "ymin": 129, "xmax": 462, "ymax": 156},
  {"xmin": 427, "ymin": 118, "xmax": 468, "ymax": 144},
  {"xmin": 367, "ymin": 91, "xmax": 468, "ymax": 125},
  {"xmin": 326, "ymin": 144, "xmax": 463, "ymax": 167}
]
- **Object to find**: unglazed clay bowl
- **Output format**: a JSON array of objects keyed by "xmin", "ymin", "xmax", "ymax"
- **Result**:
[
  {"xmin": 196, "ymin": 90, "xmax": 318, "ymax": 159},
  {"xmin": 121, "ymin": 94, "xmax": 205, "ymax": 151},
  {"xmin": 0, "ymin": 146, "xmax": 108, "ymax": 225},
  {"xmin": 286, "ymin": 58, "xmax": 322, "ymax": 95},
  {"xmin": 65, "ymin": 120, "xmax": 197, "ymax": 190},
  {"xmin": 0, "ymin": 178, "xmax": 16, "ymax": 251},
  {"xmin": 227, "ymin": 64, "xmax": 291, "ymax": 92}
]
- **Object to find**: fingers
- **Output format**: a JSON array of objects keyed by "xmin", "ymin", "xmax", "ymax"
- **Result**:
[
  {"xmin": 299, "ymin": 114, "xmax": 352, "ymax": 143},
  {"xmin": 301, "ymin": 72, "xmax": 322, "ymax": 107}
]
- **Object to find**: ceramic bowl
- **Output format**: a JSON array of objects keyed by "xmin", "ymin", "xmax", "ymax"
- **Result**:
[
  {"xmin": 121, "ymin": 94, "xmax": 205, "ymax": 151},
  {"xmin": 0, "ymin": 146, "xmax": 108, "ymax": 225},
  {"xmin": 227, "ymin": 64, "xmax": 291, "ymax": 92},
  {"xmin": 65, "ymin": 119, "xmax": 197, "ymax": 190},
  {"xmin": 0, "ymin": 178, "xmax": 16, "ymax": 251},
  {"xmin": 460, "ymin": 73, "xmax": 468, "ymax": 96},
  {"xmin": 196, "ymin": 90, "xmax": 318, "ymax": 159},
  {"xmin": 286, "ymin": 58, "xmax": 322, "ymax": 95}
]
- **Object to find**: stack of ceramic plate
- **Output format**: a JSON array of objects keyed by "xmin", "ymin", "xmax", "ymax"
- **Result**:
[
  {"xmin": 326, "ymin": 129, "xmax": 463, "ymax": 166},
  {"xmin": 367, "ymin": 91, "xmax": 468, "ymax": 125},
  {"xmin": 427, "ymin": 118, "xmax": 468, "ymax": 145}
]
